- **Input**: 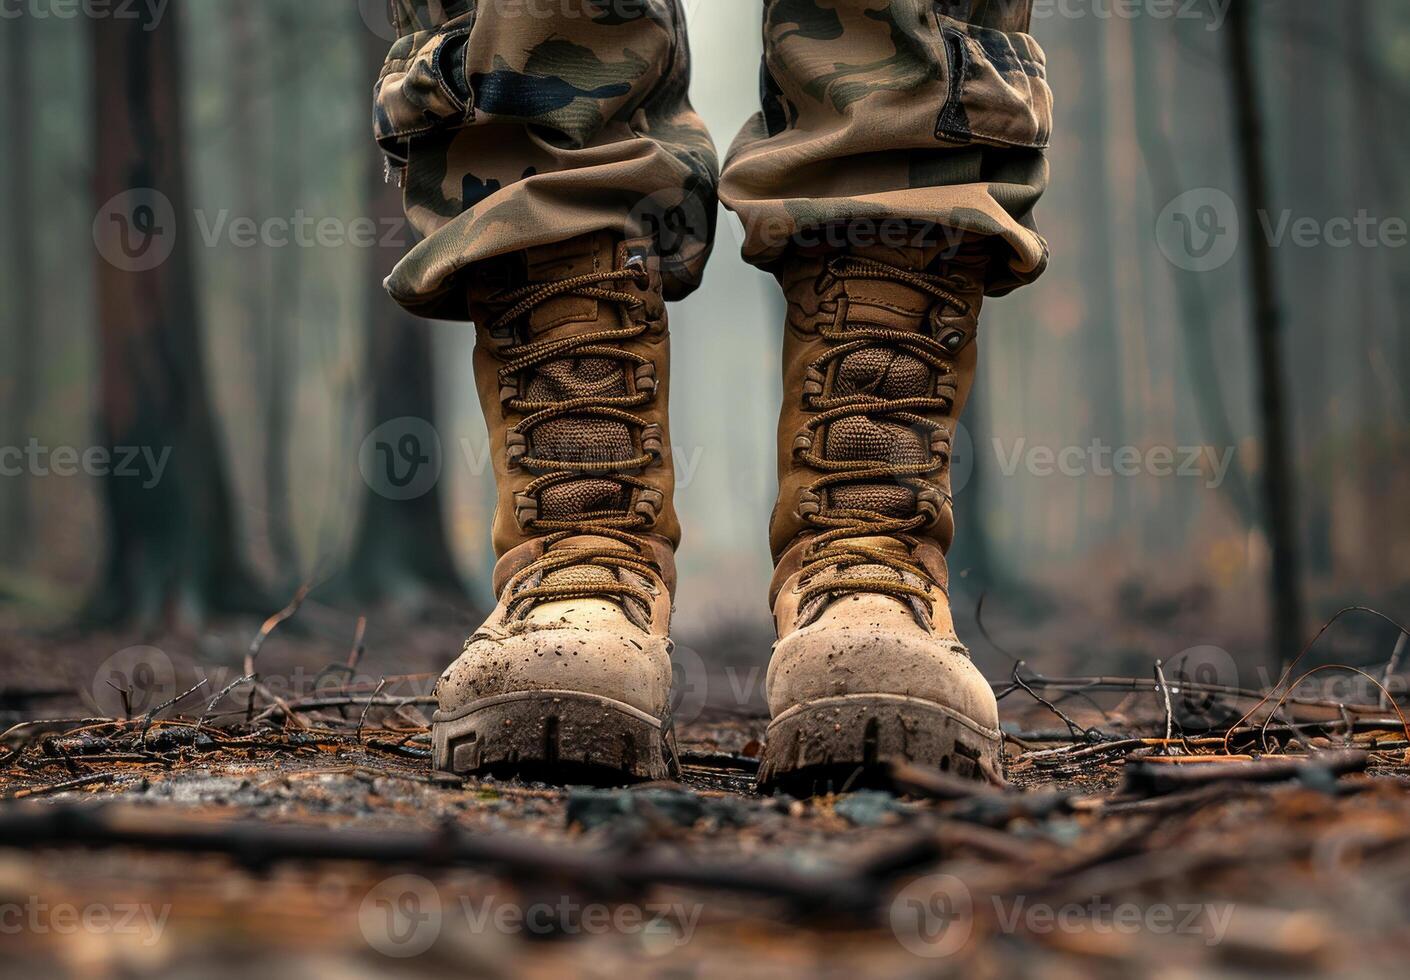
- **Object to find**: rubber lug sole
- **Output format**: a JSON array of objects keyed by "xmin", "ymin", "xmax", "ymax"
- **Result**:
[
  {"xmin": 758, "ymin": 693, "xmax": 1002, "ymax": 796},
  {"xmin": 432, "ymin": 690, "xmax": 675, "ymax": 786}
]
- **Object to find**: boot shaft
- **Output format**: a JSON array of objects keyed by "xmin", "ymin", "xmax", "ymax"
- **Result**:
[
  {"xmin": 464, "ymin": 231, "xmax": 678, "ymax": 598},
  {"xmin": 769, "ymin": 228, "xmax": 994, "ymax": 608}
]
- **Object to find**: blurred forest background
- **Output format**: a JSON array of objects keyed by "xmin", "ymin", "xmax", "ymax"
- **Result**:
[{"xmin": 1, "ymin": 0, "xmax": 1408, "ymax": 692}]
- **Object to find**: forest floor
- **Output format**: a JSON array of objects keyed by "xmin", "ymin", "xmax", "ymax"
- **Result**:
[{"xmin": 2, "ymin": 606, "xmax": 1410, "ymax": 978}]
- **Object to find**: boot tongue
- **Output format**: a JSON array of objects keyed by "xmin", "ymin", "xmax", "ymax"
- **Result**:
[
  {"xmin": 532, "ymin": 535, "xmax": 634, "ymax": 614},
  {"xmin": 821, "ymin": 236, "xmax": 987, "ymax": 524},
  {"xmin": 527, "ymin": 534, "xmax": 641, "ymax": 627},
  {"xmin": 475, "ymin": 233, "xmax": 643, "ymax": 531},
  {"xmin": 823, "ymin": 338, "xmax": 932, "ymax": 519},
  {"xmin": 838, "ymin": 242, "xmax": 939, "ymax": 332},
  {"xmin": 539, "ymin": 534, "xmax": 633, "ymax": 591},
  {"xmin": 840, "ymin": 236, "xmax": 988, "ymax": 331},
  {"xmin": 842, "ymin": 536, "xmax": 912, "ymax": 557},
  {"xmin": 522, "ymin": 231, "xmax": 623, "ymax": 336},
  {"xmin": 811, "ymin": 536, "xmax": 911, "ymax": 589}
]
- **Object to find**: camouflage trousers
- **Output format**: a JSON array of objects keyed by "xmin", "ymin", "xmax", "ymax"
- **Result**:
[{"xmin": 375, "ymin": 0, "xmax": 1050, "ymax": 318}]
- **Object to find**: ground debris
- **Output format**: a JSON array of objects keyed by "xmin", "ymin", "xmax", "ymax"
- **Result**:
[
  {"xmin": 5, "ymin": 607, "xmax": 1410, "ymax": 975},
  {"xmin": 567, "ymin": 786, "xmax": 752, "ymax": 832}
]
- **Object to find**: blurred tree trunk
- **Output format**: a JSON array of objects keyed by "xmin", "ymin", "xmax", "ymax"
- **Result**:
[
  {"xmin": 1086, "ymin": 17, "xmax": 1127, "ymax": 532},
  {"xmin": 227, "ymin": 2, "xmax": 288, "ymax": 582},
  {"xmin": 3, "ymin": 14, "xmax": 37, "ymax": 562},
  {"xmin": 262, "ymin": 2, "xmax": 300, "ymax": 581},
  {"xmin": 1226, "ymin": 0, "xmax": 1305, "ymax": 664},
  {"xmin": 1346, "ymin": 0, "xmax": 1387, "ymax": 582},
  {"xmin": 329, "ymin": 27, "xmax": 464, "ymax": 603},
  {"xmin": 1131, "ymin": 19, "xmax": 1256, "ymax": 529},
  {"xmin": 89, "ymin": 7, "xmax": 265, "ymax": 626},
  {"xmin": 1277, "ymin": 4, "xmax": 1336, "ymax": 578}
]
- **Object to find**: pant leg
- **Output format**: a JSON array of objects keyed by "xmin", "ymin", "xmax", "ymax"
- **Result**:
[
  {"xmin": 719, "ymin": 0, "xmax": 1050, "ymax": 294},
  {"xmin": 374, "ymin": 0, "xmax": 719, "ymax": 320}
]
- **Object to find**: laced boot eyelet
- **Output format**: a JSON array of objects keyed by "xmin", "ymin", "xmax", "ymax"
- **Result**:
[
  {"xmin": 634, "ymin": 362, "xmax": 658, "ymax": 396},
  {"xmin": 797, "ymin": 488, "xmax": 822, "ymax": 522},
  {"xmin": 928, "ymin": 304, "xmax": 974, "ymax": 352},
  {"xmin": 802, "ymin": 365, "xmax": 827, "ymax": 406},
  {"xmin": 513, "ymin": 492, "xmax": 539, "ymax": 531},
  {"xmin": 506, "ymin": 430, "xmax": 529, "ymax": 470},
  {"xmin": 624, "ymin": 252, "xmax": 650, "ymax": 289},
  {"xmin": 499, "ymin": 376, "xmax": 520, "ymax": 405},
  {"xmin": 914, "ymin": 487, "xmax": 944, "ymax": 527},
  {"xmin": 633, "ymin": 488, "xmax": 665, "ymax": 526}
]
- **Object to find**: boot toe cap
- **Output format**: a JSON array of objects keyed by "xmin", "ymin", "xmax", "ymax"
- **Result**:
[
  {"xmin": 436, "ymin": 625, "xmax": 673, "ymax": 721},
  {"xmin": 767, "ymin": 610, "xmax": 997, "ymax": 730}
]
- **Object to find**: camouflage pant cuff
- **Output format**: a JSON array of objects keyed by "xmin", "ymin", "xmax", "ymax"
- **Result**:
[
  {"xmin": 374, "ymin": 0, "xmax": 719, "ymax": 319},
  {"xmin": 718, "ymin": 0, "xmax": 1051, "ymax": 294}
]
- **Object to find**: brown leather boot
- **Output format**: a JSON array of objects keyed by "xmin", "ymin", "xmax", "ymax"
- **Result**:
[
  {"xmin": 759, "ymin": 229, "xmax": 1002, "ymax": 793},
  {"xmin": 431, "ymin": 231, "xmax": 678, "ymax": 783}
]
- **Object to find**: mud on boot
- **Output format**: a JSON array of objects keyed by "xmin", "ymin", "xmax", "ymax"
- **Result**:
[
  {"xmin": 759, "ymin": 230, "xmax": 1004, "ymax": 794},
  {"xmin": 432, "ymin": 232, "xmax": 681, "ymax": 785}
]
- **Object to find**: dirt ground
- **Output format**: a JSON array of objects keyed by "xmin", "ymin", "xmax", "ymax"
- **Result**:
[{"xmin": 3, "ymin": 610, "xmax": 1410, "ymax": 979}]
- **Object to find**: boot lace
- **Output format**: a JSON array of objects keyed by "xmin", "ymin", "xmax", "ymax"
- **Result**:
[
  {"xmin": 488, "ymin": 263, "xmax": 662, "ymax": 619},
  {"xmin": 795, "ymin": 255, "xmax": 972, "ymax": 614}
]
